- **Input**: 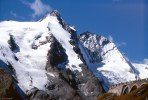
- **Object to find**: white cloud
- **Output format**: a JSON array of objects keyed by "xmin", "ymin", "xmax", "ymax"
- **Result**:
[
  {"xmin": 108, "ymin": 35, "xmax": 114, "ymax": 42},
  {"xmin": 30, "ymin": 0, "xmax": 52, "ymax": 18},
  {"xmin": 116, "ymin": 42, "xmax": 126, "ymax": 47},
  {"xmin": 10, "ymin": 11, "xmax": 17, "ymax": 17},
  {"xmin": 21, "ymin": 0, "xmax": 52, "ymax": 19},
  {"xmin": 10, "ymin": 11, "xmax": 24, "ymax": 19},
  {"xmin": 107, "ymin": 35, "xmax": 126, "ymax": 47},
  {"xmin": 143, "ymin": 59, "xmax": 148, "ymax": 64}
]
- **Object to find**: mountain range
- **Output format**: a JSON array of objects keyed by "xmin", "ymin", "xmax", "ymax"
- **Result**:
[{"xmin": 0, "ymin": 10, "xmax": 148, "ymax": 100}]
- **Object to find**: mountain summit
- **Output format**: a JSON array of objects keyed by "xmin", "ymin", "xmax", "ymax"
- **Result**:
[
  {"xmin": 0, "ymin": 10, "xmax": 148, "ymax": 100},
  {"xmin": 79, "ymin": 32, "xmax": 140, "ymax": 90}
]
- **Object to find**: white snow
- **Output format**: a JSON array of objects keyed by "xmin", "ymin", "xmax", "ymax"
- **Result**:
[
  {"xmin": 47, "ymin": 72, "xmax": 56, "ymax": 77},
  {"xmin": 0, "ymin": 13, "xmax": 83, "ymax": 92},
  {"xmin": 0, "ymin": 21, "xmax": 52, "ymax": 92},
  {"xmin": 69, "ymin": 26, "xmax": 76, "ymax": 31},
  {"xmin": 132, "ymin": 63, "xmax": 148, "ymax": 79}
]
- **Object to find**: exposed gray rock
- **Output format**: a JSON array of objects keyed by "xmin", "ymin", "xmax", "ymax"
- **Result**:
[
  {"xmin": 46, "ymin": 35, "xmax": 68, "ymax": 67},
  {"xmin": 8, "ymin": 34, "xmax": 20, "ymax": 53},
  {"xmin": 27, "ymin": 87, "xmax": 54, "ymax": 100},
  {"xmin": 44, "ymin": 35, "xmax": 80, "ymax": 100},
  {"xmin": 75, "ymin": 64, "xmax": 105, "ymax": 100}
]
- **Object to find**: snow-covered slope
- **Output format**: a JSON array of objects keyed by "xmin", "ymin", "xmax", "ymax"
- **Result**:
[
  {"xmin": 0, "ymin": 11, "xmax": 83, "ymax": 91},
  {"xmin": 132, "ymin": 63, "xmax": 148, "ymax": 79},
  {"xmin": 79, "ymin": 32, "xmax": 141, "ymax": 90},
  {"xmin": 0, "ymin": 21, "xmax": 51, "ymax": 91}
]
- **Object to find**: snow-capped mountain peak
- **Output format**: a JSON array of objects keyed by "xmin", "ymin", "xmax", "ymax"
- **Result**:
[
  {"xmin": 50, "ymin": 10, "xmax": 61, "ymax": 17},
  {"xmin": 39, "ymin": 10, "xmax": 61, "ymax": 22},
  {"xmin": 79, "ymin": 32, "xmax": 140, "ymax": 90},
  {"xmin": 0, "ymin": 10, "xmax": 104, "ymax": 99}
]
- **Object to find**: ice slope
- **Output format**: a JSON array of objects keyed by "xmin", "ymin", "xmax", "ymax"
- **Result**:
[
  {"xmin": 132, "ymin": 63, "xmax": 148, "ymax": 79},
  {"xmin": 79, "ymin": 32, "xmax": 138, "ymax": 90},
  {"xmin": 0, "ymin": 13, "xmax": 82, "ymax": 92}
]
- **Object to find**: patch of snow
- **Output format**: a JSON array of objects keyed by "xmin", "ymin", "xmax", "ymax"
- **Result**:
[
  {"xmin": 69, "ymin": 26, "xmax": 76, "ymax": 31},
  {"xmin": 47, "ymin": 72, "xmax": 56, "ymax": 77},
  {"xmin": 133, "ymin": 63, "xmax": 148, "ymax": 79}
]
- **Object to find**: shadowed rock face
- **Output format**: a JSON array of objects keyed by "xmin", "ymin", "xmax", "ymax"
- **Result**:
[
  {"xmin": 0, "ymin": 68, "xmax": 22, "ymax": 100},
  {"xmin": 8, "ymin": 34, "xmax": 20, "ymax": 53},
  {"xmin": 76, "ymin": 64, "xmax": 105, "ymax": 100},
  {"xmin": 27, "ymin": 87, "xmax": 54, "ymax": 100},
  {"xmin": 26, "ymin": 35, "xmax": 81, "ymax": 100},
  {"xmin": 45, "ymin": 33, "xmax": 104, "ymax": 99},
  {"xmin": 26, "ymin": 33, "xmax": 104, "ymax": 100},
  {"xmin": 47, "ymin": 35, "xmax": 68, "ymax": 67}
]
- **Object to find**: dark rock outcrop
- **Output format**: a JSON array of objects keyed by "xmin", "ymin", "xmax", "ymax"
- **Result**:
[
  {"xmin": 74, "ymin": 64, "xmax": 105, "ymax": 100},
  {"xmin": 47, "ymin": 35, "xmax": 68, "ymax": 67},
  {"xmin": 8, "ymin": 34, "xmax": 20, "ymax": 53},
  {"xmin": 0, "ymin": 68, "xmax": 22, "ymax": 100},
  {"xmin": 27, "ymin": 87, "xmax": 54, "ymax": 100}
]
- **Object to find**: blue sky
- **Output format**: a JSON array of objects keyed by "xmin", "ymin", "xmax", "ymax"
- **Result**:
[{"xmin": 0, "ymin": 0, "xmax": 147, "ymax": 63}]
